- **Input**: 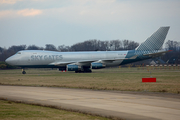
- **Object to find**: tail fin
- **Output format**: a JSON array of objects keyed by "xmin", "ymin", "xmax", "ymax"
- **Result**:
[{"xmin": 135, "ymin": 27, "xmax": 170, "ymax": 51}]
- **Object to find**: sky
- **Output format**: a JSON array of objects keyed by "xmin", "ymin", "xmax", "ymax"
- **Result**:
[{"xmin": 0, "ymin": 0, "xmax": 180, "ymax": 48}]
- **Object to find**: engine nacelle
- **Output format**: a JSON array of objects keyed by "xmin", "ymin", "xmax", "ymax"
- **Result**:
[
  {"xmin": 91, "ymin": 63, "xmax": 106, "ymax": 69},
  {"xmin": 67, "ymin": 64, "xmax": 81, "ymax": 71}
]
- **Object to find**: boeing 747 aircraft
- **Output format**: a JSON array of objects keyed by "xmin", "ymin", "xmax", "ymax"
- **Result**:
[{"xmin": 6, "ymin": 27, "xmax": 171, "ymax": 74}]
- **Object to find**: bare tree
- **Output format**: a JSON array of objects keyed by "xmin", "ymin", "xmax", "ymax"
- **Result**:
[
  {"xmin": 0, "ymin": 47, "xmax": 4, "ymax": 54},
  {"xmin": 166, "ymin": 40, "xmax": 179, "ymax": 51},
  {"xmin": 99, "ymin": 41, "xmax": 109, "ymax": 51},
  {"xmin": 27, "ymin": 45, "xmax": 42, "ymax": 50},
  {"xmin": 122, "ymin": 40, "xmax": 129, "ymax": 50},
  {"xmin": 8, "ymin": 45, "xmax": 26, "ymax": 52},
  {"xmin": 109, "ymin": 40, "xmax": 122, "ymax": 51},
  {"xmin": 45, "ymin": 44, "xmax": 57, "ymax": 51},
  {"xmin": 127, "ymin": 41, "xmax": 139, "ymax": 50},
  {"xmin": 160, "ymin": 40, "xmax": 180, "ymax": 64},
  {"xmin": 58, "ymin": 45, "xmax": 70, "ymax": 52}
]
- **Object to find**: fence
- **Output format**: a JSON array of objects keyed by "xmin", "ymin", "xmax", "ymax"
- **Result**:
[{"xmin": 136, "ymin": 64, "xmax": 180, "ymax": 70}]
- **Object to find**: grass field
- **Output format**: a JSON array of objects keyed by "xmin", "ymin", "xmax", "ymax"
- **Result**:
[
  {"xmin": 0, "ymin": 67, "xmax": 180, "ymax": 93},
  {"xmin": 0, "ymin": 100, "xmax": 111, "ymax": 120}
]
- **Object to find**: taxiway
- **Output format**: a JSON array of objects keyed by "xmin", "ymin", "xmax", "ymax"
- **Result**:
[{"xmin": 0, "ymin": 85, "xmax": 180, "ymax": 120}]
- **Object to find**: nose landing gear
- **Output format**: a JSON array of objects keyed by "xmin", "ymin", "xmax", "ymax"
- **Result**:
[
  {"xmin": 75, "ymin": 69, "xmax": 92, "ymax": 73},
  {"xmin": 22, "ymin": 69, "xmax": 26, "ymax": 74}
]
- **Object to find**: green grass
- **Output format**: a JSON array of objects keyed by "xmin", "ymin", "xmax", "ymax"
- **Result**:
[
  {"xmin": 0, "ymin": 67, "xmax": 180, "ymax": 93},
  {"xmin": 0, "ymin": 100, "xmax": 111, "ymax": 120}
]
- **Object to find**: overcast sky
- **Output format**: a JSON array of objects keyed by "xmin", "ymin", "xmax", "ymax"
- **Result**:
[{"xmin": 0, "ymin": 0, "xmax": 180, "ymax": 48}]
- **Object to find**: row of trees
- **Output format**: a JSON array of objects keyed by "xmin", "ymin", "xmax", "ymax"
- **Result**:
[
  {"xmin": 162, "ymin": 40, "xmax": 180, "ymax": 64},
  {"xmin": 0, "ymin": 39, "xmax": 139, "ymax": 61},
  {"xmin": 0, "ymin": 39, "xmax": 180, "ymax": 64}
]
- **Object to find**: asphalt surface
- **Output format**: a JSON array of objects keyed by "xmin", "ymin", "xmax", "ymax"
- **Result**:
[{"xmin": 0, "ymin": 85, "xmax": 180, "ymax": 120}]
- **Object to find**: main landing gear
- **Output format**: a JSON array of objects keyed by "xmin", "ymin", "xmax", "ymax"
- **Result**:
[
  {"xmin": 75, "ymin": 69, "xmax": 92, "ymax": 73},
  {"xmin": 22, "ymin": 68, "xmax": 26, "ymax": 74}
]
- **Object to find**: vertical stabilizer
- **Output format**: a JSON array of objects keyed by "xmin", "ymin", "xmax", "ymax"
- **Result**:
[{"xmin": 136, "ymin": 27, "xmax": 170, "ymax": 51}]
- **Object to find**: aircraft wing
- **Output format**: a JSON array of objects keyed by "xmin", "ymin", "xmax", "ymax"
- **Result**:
[
  {"xmin": 100, "ymin": 55, "xmax": 138, "ymax": 63},
  {"xmin": 143, "ymin": 50, "xmax": 172, "ymax": 58},
  {"xmin": 99, "ymin": 58, "xmax": 127, "ymax": 63},
  {"xmin": 52, "ymin": 61, "xmax": 76, "ymax": 66},
  {"xmin": 50, "ymin": 56, "xmax": 138, "ymax": 66},
  {"xmin": 52, "ymin": 59, "xmax": 124, "ymax": 65},
  {"xmin": 50, "ymin": 60, "xmax": 99, "ymax": 66}
]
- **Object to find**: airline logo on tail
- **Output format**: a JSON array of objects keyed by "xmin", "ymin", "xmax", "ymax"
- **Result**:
[{"xmin": 135, "ymin": 27, "xmax": 170, "ymax": 55}]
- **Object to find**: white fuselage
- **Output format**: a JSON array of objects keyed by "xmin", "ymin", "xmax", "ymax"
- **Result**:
[{"xmin": 6, "ymin": 50, "xmax": 129, "ymax": 67}]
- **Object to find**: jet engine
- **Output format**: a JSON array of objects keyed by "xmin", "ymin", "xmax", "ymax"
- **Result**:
[
  {"xmin": 91, "ymin": 63, "xmax": 106, "ymax": 69},
  {"xmin": 67, "ymin": 64, "xmax": 82, "ymax": 71}
]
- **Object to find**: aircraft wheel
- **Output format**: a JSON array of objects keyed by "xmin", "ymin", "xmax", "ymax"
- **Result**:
[
  {"xmin": 22, "ymin": 71, "xmax": 26, "ymax": 74},
  {"xmin": 84, "ymin": 69, "xmax": 92, "ymax": 73}
]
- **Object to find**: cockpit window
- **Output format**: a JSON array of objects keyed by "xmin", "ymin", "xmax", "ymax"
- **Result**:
[{"xmin": 16, "ymin": 52, "xmax": 21, "ymax": 54}]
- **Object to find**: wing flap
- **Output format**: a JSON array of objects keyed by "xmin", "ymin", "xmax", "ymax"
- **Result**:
[{"xmin": 50, "ymin": 61, "xmax": 76, "ymax": 66}]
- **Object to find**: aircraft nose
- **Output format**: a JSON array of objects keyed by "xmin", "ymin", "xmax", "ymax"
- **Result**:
[
  {"xmin": 5, "ymin": 57, "xmax": 11, "ymax": 64},
  {"xmin": 5, "ymin": 57, "xmax": 15, "ymax": 65}
]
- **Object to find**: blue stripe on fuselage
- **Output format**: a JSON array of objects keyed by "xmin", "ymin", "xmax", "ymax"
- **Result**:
[{"xmin": 120, "ymin": 50, "xmax": 150, "ymax": 65}]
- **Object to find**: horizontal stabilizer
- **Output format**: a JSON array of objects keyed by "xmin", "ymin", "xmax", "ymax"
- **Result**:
[{"xmin": 143, "ymin": 50, "xmax": 172, "ymax": 58}]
